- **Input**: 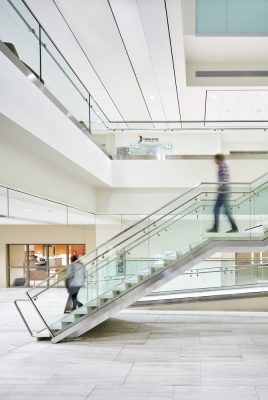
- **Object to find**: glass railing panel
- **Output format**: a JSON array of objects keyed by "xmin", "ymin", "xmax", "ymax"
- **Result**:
[
  {"xmin": 27, "ymin": 286, "xmax": 70, "ymax": 329},
  {"xmin": 154, "ymin": 260, "xmax": 268, "ymax": 296},
  {"xmin": 81, "ymin": 183, "xmax": 252, "ymax": 271},
  {"xmin": 225, "ymin": 184, "xmax": 252, "ymax": 235},
  {"xmin": 124, "ymin": 243, "xmax": 150, "ymax": 277},
  {"xmin": 8, "ymin": 189, "xmax": 68, "ymax": 224},
  {"xmin": 121, "ymin": 214, "xmax": 146, "ymax": 231},
  {"xmin": 91, "ymin": 132, "xmax": 115, "ymax": 157},
  {"xmin": 93, "ymin": 186, "xmax": 211, "ymax": 260},
  {"xmin": 41, "ymin": 30, "xmax": 90, "ymax": 132},
  {"xmin": 235, "ymin": 265, "xmax": 257, "ymax": 286},
  {"xmin": 250, "ymin": 182, "xmax": 268, "ymax": 234},
  {"xmin": 23, "ymin": 176, "xmax": 268, "ymax": 337},
  {"xmin": 27, "ymin": 261, "xmax": 98, "ymax": 329},
  {"xmin": 90, "ymin": 97, "xmax": 110, "ymax": 129},
  {"xmin": 0, "ymin": 186, "xmax": 8, "ymax": 217},
  {"xmin": 67, "ymin": 207, "xmax": 95, "ymax": 226},
  {"xmin": 26, "ymin": 256, "xmax": 152, "ymax": 334},
  {"xmin": 0, "ymin": 0, "xmax": 40, "ymax": 80},
  {"xmin": 251, "ymin": 173, "xmax": 268, "ymax": 192},
  {"xmin": 95, "ymin": 214, "xmax": 123, "ymax": 246}
]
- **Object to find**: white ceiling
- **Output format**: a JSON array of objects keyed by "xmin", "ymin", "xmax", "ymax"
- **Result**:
[
  {"xmin": 24, "ymin": 0, "xmax": 183, "ymax": 123},
  {"xmin": 4, "ymin": 0, "xmax": 268, "ymax": 127},
  {"xmin": 206, "ymin": 90, "xmax": 268, "ymax": 125}
]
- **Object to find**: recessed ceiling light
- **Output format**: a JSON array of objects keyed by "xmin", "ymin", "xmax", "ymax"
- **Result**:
[
  {"xmin": 211, "ymin": 94, "xmax": 218, "ymax": 100},
  {"xmin": 227, "ymin": 109, "xmax": 231, "ymax": 113},
  {"xmin": 149, "ymin": 95, "xmax": 155, "ymax": 100},
  {"xmin": 257, "ymin": 109, "xmax": 262, "ymax": 113},
  {"xmin": 24, "ymin": 209, "xmax": 32, "ymax": 212}
]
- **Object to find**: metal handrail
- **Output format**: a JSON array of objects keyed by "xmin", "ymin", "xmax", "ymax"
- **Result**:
[
  {"xmin": 25, "ymin": 174, "xmax": 268, "ymax": 294},
  {"xmin": 14, "ymin": 298, "xmax": 51, "ymax": 337},
  {"xmin": 9, "ymin": 0, "xmax": 109, "ymax": 123}
]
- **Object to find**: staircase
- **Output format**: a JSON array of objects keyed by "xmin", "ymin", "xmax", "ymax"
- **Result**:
[{"xmin": 16, "ymin": 174, "xmax": 268, "ymax": 342}]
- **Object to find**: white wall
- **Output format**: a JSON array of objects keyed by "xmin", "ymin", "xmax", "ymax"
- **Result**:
[
  {"xmin": 97, "ymin": 188, "xmax": 185, "ymax": 214},
  {"xmin": 0, "ymin": 113, "xmax": 98, "ymax": 211},
  {"xmin": 0, "ymin": 49, "xmax": 112, "ymax": 187},
  {"xmin": 111, "ymin": 159, "xmax": 268, "ymax": 189}
]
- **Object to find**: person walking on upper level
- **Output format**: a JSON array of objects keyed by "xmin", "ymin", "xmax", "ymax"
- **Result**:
[{"xmin": 207, "ymin": 154, "xmax": 238, "ymax": 233}]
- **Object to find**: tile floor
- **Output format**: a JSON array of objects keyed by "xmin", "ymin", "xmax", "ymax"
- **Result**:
[{"xmin": 1, "ymin": 288, "xmax": 268, "ymax": 399}]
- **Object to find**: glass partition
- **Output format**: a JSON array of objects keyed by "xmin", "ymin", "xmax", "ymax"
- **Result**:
[
  {"xmin": 154, "ymin": 263, "xmax": 268, "ymax": 294},
  {"xmin": 41, "ymin": 29, "xmax": 90, "ymax": 132},
  {"xmin": 0, "ymin": 0, "xmax": 40, "ymax": 78},
  {"xmin": 0, "ymin": 186, "xmax": 8, "ymax": 217},
  {"xmin": 8, "ymin": 189, "xmax": 68, "ymax": 224},
  {"xmin": 8, "ymin": 244, "xmax": 86, "ymax": 288},
  {"xmin": 8, "ymin": 244, "xmax": 26, "ymax": 287}
]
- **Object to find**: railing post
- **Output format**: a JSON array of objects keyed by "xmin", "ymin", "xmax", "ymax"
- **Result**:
[
  {"xmin": 7, "ymin": 187, "xmax": 10, "ymax": 217},
  {"xmin": 38, "ymin": 24, "xmax": 42, "ymax": 82},
  {"xmin": 88, "ymin": 94, "xmax": 91, "ymax": 134}
]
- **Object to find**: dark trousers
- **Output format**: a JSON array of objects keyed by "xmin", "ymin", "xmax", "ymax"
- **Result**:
[
  {"xmin": 70, "ymin": 288, "xmax": 83, "ymax": 311},
  {"xmin": 213, "ymin": 190, "xmax": 237, "ymax": 230}
]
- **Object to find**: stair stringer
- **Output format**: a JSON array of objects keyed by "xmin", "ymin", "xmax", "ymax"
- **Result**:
[{"xmin": 51, "ymin": 236, "xmax": 268, "ymax": 343}]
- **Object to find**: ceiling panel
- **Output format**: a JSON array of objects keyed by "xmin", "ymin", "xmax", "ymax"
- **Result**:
[
  {"xmin": 206, "ymin": 90, "xmax": 268, "ymax": 126},
  {"xmin": 109, "ymin": 0, "xmax": 166, "ymax": 121},
  {"xmin": 11, "ymin": 0, "xmax": 268, "ymax": 131},
  {"xmin": 55, "ymin": 0, "xmax": 151, "ymax": 121},
  {"xmin": 136, "ymin": 0, "xmax": 180, "ymax": 121},
  {"xmin": 26, "ymin": 0, "xmax": 124, "ymax": 121}
]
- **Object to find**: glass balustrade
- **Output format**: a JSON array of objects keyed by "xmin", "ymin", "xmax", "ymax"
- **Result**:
[
  {"xmin": 3, "ymin": 0, "xmax": 268, "ymax": 162},
  {"xmin": 153, "ymin": 260, "xmax": 268, "ymax": 295},
  {"xmin": 21, "ymin": 173, "xmax": 268, "ymax": 338},
  {"xmin": 0, "ymin": 0, "xmax": 108, "ymax": 151}
]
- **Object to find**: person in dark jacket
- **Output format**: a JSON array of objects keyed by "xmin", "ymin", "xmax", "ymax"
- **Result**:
[{"xmin": 66, "ymin": 255, "xmax": 85, "ymax": 311}]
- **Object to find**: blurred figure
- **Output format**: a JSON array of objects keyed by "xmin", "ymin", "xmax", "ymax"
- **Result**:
[
  {"xmin": 65, "ymin": 255, "xmax": 85, "ymax": 311},
  {"xmin": 138, "ymin": 135, "xmax": 143, "ymax": 143},
  {"xmin": 207, "ymin": 154, "xmax": 238, "ymax": 233}
]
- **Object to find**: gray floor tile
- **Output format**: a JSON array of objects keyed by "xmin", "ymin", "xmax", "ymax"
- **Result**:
[
  {"xmin": 48, "ymin": 362, "xmax": 133, "ymax": 385},
  {"xmin": 115, "ymin": 345, "xmax": 180, "ymax": 362},
  {"xmin": 2, "ymin": 288, "xmax": 268, "ymax": 396},
  {"xmin": 184, "ymin": 323, "xmax": 232, "ymax": 332},
  {"xmin": 251, "ymin": 335, "xmax": 268, "ymax": 345},
  {"xmin": 135, "ymin": 323, "xmax": 185, "ymax": 333},
  {"xmin": 239, "ymin": 345, "xmax": 268, "ymax": 360},
  {"xmin": 145, "ymin": 332, "xmax": 200, "ymax": 346},
  {"xmin": 200, "ymin": 332, "xmax": 254, "ymax": 345},
  {"xmin": 173, "ymin": 385, "xmax": 259, "ymax": 399},
  {"xmin": 87, "ymin": 385, "xmax": 174, "ymax": 400},
  {"xmin": 125, "ymin": 362, "xmax": 201, "ymax": 385},
  {"xmin": 255, "ymin": 386, "xmax": 268, "ymax": 400},
  {"xmin": 202, "ymin": 361, "xmax": 268, "ymax": 385},
  {"xmin": 180, "ymin": 344, "xmax": 242, "ymax": 361}
]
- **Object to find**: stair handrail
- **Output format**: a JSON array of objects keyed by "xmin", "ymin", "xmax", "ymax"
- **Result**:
[
  {"xmin": 26, "ymin": 174, "xmax": 268, "ymax": 295},
  {"xmin": 76, "ymin": 172, "xmax": 268, "ymax": 262}
]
